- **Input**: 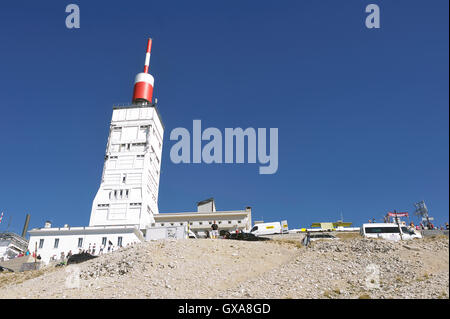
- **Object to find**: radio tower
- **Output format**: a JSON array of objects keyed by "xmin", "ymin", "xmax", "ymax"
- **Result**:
[
  {"xmin": 89, "ymin": 38, "xmax": 164, "ymax": 230},
  {"xmin": 132, "ymin": 38, "xmax": 155, "ymax": 105}
]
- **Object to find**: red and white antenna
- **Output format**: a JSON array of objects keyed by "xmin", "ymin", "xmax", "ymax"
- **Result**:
[{"xmin": 132, "ymin": 38, "xmax": 154, "ymax": 104}]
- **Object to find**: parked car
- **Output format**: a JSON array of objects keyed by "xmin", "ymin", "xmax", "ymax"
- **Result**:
[
  {"xmin": 308, "ymin": 233, "xmax": 339, "ymax": 241},
  {"xmin": 225, "ymin": 232, "xmax": 270, "ymax": 241}
]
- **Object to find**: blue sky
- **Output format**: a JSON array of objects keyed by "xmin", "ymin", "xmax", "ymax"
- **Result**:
[{"xmin": 0, "ymin": 0, "xmax": 448, "ymax": 235}]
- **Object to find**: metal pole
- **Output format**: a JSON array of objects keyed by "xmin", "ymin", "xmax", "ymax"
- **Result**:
[
  {"xmin": 34, "ymin": 242, "xmax": 37, "ymax": 270},
  {"xmin": 21, "ymin": 214, "xmax": 30, "ymax": 238},
  {"xmin": 395, "ymin": 210, "xmax": 403, "ymax": 241}
]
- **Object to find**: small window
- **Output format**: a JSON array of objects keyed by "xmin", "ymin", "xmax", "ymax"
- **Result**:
[
  {"xmin": 102, "ymin": 237, "xmax": 107, "ymax": 246},
  {"xmin": 54, "ymin": 238, "xmax": 59, "ymax": 248},
  {"xmin": 238, "ymin": 221, "xmax": 242, "ymax": 224},
  {"xmin": 199, "ymin": 222, "xmax": 203, "ymax": 225},
  {"xmin": 228, "ymin": 221, "xmax": 232, "ymax": 224},
  {"xmin": 170, "ymin": 223, "xmax": 174, "ymax": 226},
  {"xmin": 39, "ymin": 239, "xmax": 44, "ymax": 249},
  {"xmin": 180, "ymin": 223, "xmax": 184, "ymax": 226},
  {"xmin": 78, "ymin": 238, "xmax": 83, "ymax": 248},
  {"xmin": 161, "ymin": 223, "xmax": 165, "ymax": 226},
  {"xmin": 117, "ymin": 237, "xmax": 123, "ymax": 247},
  {"xmin": 122, "ymin": 174, "xmax": 127, "ymax": 183}
]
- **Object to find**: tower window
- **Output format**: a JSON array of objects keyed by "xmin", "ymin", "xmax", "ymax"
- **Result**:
[
  {"xmin": 54, "ymin": 238, "xmax": 59, "ymax": 249},
  {"xmin": 39, "ymin": 239, "xmax": 44, "ymax": 249}
]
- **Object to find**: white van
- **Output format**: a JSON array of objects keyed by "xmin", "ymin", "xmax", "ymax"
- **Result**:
[
  {"xmin": 361, "ymin": 223, "xmax": 422, "ymax": 241},
  {"xmin": 250, "ymin": 222, "xmax": 285, "ymax": 236}
]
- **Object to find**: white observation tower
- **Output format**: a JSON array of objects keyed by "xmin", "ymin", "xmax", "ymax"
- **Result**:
[{"xmin": 89, "ymin": 38, "xmax": 164, "ymax": 230}]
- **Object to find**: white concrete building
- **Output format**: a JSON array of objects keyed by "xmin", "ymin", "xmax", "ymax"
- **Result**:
[
  {"xmin": 0, "ymin": 232, "xmax": 28, "ymax": 262},
  {"xmin": 150, "ymin": 198, "xmax": 252, "ymax": 237},
  {"xmin": 89, "ymin": 104, "xmax": 164, "ymax": 229},
  {"xmin": 27, "ymin": 224, "xmax": 144, "ymax": 263}
]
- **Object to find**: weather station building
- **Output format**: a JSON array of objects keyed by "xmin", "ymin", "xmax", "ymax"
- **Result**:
[
  {"xmin": 27, "ymin": 38, "xmax": 252, "ymax": 264},
  {"xmin": 153, "ymin": 198, "xmax": 252, "ymax": 237}
]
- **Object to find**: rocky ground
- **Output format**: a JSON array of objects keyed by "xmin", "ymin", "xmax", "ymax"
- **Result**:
[{"xmin": 0, "ymin": 235, "xmax": 448, "ymax": 299}]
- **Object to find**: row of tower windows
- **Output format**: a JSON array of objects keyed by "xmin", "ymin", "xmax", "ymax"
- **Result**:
[
  {"xmin": 109, "ymin": 189, "xmax": 130, "ymax": 200},
  {"xmin": 107, "ymin": 153, "xmax": 159, "ymax": 167},
  {"xmin": 38, "ymin": 237, "xmax": 123, "ymax": 250},
  {"xmin": 97, "ymin": 202, "xmax": 142, "ymax": 207},
  {"xmin": 151, "ymin": 220, "xmax": 243, "ymax": 227},
  {"xmin": 112, "ymin": 125, "xmax": 161, "ymax": 148}
]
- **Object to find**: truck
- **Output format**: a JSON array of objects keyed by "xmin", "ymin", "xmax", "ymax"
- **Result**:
[{"xmin": 249, "ymin": 222, "xmax": 287, "ymax": 236}]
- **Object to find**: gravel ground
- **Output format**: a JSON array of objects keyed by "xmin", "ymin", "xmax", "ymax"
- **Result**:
[{"xmin": 0, "ymin": 236, "xmax": 448, "ymax": 299}]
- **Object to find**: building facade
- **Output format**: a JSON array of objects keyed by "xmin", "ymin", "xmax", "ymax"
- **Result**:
[
  {"xmin": 89, "ymin": 104, "xmax": 164, "ymax": 229},
  {"xmin": 27, "ymin": 225, "xmax": 144, "ymax": 263},
  {"xmin": 151, "ymin": 199, "xmax": 252, "ymax": 237}
]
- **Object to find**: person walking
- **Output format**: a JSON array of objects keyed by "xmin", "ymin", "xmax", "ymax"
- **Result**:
[
  {"xmin": 303, "ymin": 231, "xmax": 311, "ymax": 247},
  {"xmin": 211, "ymin": 221, "xmax": 219, "ymax": 239}
]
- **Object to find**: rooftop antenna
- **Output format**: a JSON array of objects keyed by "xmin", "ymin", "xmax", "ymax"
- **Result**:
[
  {"xmin": 132, "ymin": 38, "xmax": 155, "ymax": 105},
  {"xmin": 414, "ymin": 200, "xmax": 431, "ymax": 226}
]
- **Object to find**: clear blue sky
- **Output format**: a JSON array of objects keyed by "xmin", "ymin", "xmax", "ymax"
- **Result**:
[{"xmin": 0, "ymin": 0, "xmax": 448, "ymax": 236}]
